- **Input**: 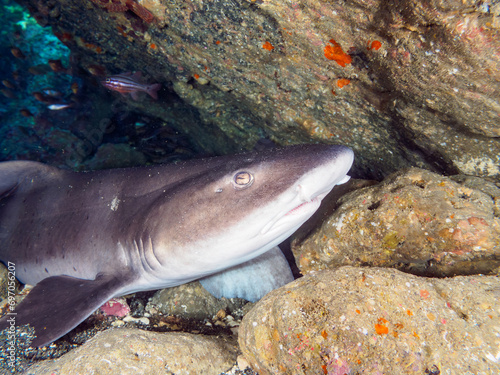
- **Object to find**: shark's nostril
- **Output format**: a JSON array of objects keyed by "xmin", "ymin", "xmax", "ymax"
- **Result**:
[{"xmin": 296, "ymin": 184, "xmax": 310, "ymax": 202}]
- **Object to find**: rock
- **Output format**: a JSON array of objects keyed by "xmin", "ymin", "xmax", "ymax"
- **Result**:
[
  {"xmin": 450, "ymin": 174, "xmax": 500, "ymax": 217},
  {"xmin": 146, "ymin": 281, "xmax": 249, "ymax": 320},
  {"xmin": 26, "ymin": 328, "xmax": 238, "ymax": 375},
  {"xmin": 239, "ymin": 266, "xmax": 500, "ymax": 375},
  {"xmin": 0, "ymin": 264, "xmax": 10, "ymax": 301},
  {"xmin": 15, "ymin": 0, "xmax": 500, "ymax": 179},
  {"xmin": 293, "ymin": 168, "xmax": 500, "ymax": 277},
  {"xmin": 0, "ymin": 262, "xmax": 22, "ymax": 306},
  {"xmin": 83, "ymin": 143, "xmax": 147, "ymax": 170}
]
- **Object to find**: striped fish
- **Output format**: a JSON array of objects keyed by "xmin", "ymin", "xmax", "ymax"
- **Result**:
[{"xmin": 102, "ymin": 71, "xmax": 161, "ymax": 100}]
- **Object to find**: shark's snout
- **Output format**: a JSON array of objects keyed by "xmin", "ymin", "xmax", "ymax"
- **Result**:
[
  {"xmin": 293, "ymin": 145, "xmax": 354, "ymax": 202},
  {"xmin": 260, "ymin": 144, "xmax": 354, "ymax": 236}
]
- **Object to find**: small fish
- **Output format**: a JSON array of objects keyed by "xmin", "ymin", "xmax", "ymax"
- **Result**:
[
  {"xmin": 2, "ymin": 80, "xmax": 15, "ymax": 89},
  {"xmin": 87, "ymin": 64, "xmax": 106, "ymax": 76},
  {"xmin": 70, "ymin": 82, "xmax": 79, "ymax": 94},
  {"xmin": 28, "ymin": 64, "xmax": 52, "ymax": 75},
  {"xmin": 48, "ymin": 59, "xmax": 68, "ymax": 73},
  {"xmin": 102, "ymin": 71, "xmax": 161, "ymax": 100},
  {"xmin": 42, "ymin": 89, "xmax": 63, "ymax": 98},
  {"xmin": 10, "ymin": 47, "xmax": 26, "ymax": 59},
  {"xmin": 19, "ymin": 109, "xmax": 34, "ymax": 117},
  {"xmin": 32, "ymin": 92, "xmax": 50, "ymax": 103},
  {"xmin": 1, "ymin": 89, "xmax": 16, "ymax": 99},
  {"xmin": 48, "ymin": 103, "xmax": 72, "ymax": 110}
]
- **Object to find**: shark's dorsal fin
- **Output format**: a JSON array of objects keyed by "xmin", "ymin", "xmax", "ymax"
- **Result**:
[
  {"xmin": 0, "ymin": 273, "xmax": 134, "ymax": 347},
  {"xmin": 199, "ymin": 246, "xmax": 294, "ymax": 302}
]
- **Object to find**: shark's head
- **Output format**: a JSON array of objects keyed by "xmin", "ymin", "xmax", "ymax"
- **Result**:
[{"xmin": 134, "ymin": 144, "xmax": 354, "ymax": 285}]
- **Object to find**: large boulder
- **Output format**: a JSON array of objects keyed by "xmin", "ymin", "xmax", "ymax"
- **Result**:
[
  {"xmin": 293, "ymin": 168, "xmax": 500, "ymax": 277},
  {"xmin": 239, "ymin": 266, "xmax": 500, "ymax": 375},
  {"xmin": 26, "ymin": 328, "xmax": 238, "ymax": 375}
]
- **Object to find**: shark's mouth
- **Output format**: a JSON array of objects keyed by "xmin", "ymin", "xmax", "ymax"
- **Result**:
[
  {"xmin": 285, "ymin": 196, "xmax": 320, "ymax": 216},
  {"xmin": 260, "ymin": 195, "xmax": 323, "ymax": 236}
]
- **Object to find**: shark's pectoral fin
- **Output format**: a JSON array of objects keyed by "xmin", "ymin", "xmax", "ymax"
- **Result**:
[
  {"xmin": 199, "ymin": 246, "xmax": 294, "ymax": 303},
  {"xmin": 0, "ymin": 273, "xmax": 134, "ymax": 347}
]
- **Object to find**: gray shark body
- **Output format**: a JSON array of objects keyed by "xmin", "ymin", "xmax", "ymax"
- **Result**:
[{"xmin": 0, "ymin": 144, "xmax": 353, "ymax": 346}]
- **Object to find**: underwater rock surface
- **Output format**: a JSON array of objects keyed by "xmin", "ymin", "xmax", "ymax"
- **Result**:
[
  {"xmin": 239, "ymin": 266, "xmax": 500, "ymax": 375},
  {"xmin": 25, "ymin": 328, "xmax": 238, "ymax": 375},
  {"xmin": 146, "ymin": 280, "xmax": 249, "ymax": 320},
  {"xmin": 293, "ymin": 168, "xmax": 500, "ymax": 277},
  {"xmin": 13, "ymin": 0, "xmax": 500, "ymax": 178}
]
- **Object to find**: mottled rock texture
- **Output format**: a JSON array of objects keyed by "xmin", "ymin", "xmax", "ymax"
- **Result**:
[
  {"xmin": 293, "ymin": 168, "xmax": 500, "ymax": 277},
  {"xmin": 16, "ymin": 0, "xmax": 500, "ymax": 178},
  {"xmin": 84, "ymin": 143, "xmax": 148, "ymax": 169},
  {"xmin": 239, "ymin": 266, "xmax": 500, "ymax": 375},
  {"xmin": 146, "ymin": 280, "xmax": 249, "ymax": 320},
  {"xmin": 0, "ymin": 266, "xmax": 10, "ymax": 301},
  {"xmin": 26, "ymin": 328, "xmax": 238, "ymax": 375}
]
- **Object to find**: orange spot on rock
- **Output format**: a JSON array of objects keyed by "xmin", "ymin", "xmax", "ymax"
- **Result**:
[
  {"xmin": 369, "ymin": 40, "xmax": 382, "ymax": 50},
  {"xmin": 216, "ymin": 40, "xmax": 221, "ymax": 45},
  {"xmin": 194, "ymin": 74, "xmax": 200, "ymax": 79},
  {"xmin": 355, "ymin": 309, "xmax": 361, "ymax": 314},
  {"xmin": 324, "ymin": 39, "xmax": 352, "ymax": 67},
  {"xmin": 375, "ymin": 323, "xmax": 389, "ymax": 335},
  {"xmin": 272, "ymin": 328, "xmax": 280, "ymax": 341},
  {"xmin": 322, "ymin": 365, "xmax": 328, "ymax": 374},
  {"xmin": 420, "ymin": 289, "xmax": 430, "ymax": 299},
  {"xmin": 321, "ymin": 330, "xmax": 328, "ymax": 339},
  {"xmin": 83, "ymin": 41, "xmax": 103, "ymax": 54},
  {"xmin": 262, "ymin": 41, "xmax": 274, "ymax": 51},
  {"xmin": 407, "ymin": 309, "xmax": 413, "ymax": 316},
  {"xmin": 150, "ymin": 43, "xmax": 156, "ymax": 49},
  {"xmin": 337, "ymin": 78, "xmax": 351, "ymax": 88}
]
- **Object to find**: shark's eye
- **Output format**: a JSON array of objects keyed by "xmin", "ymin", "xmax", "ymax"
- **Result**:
[{"xmin": 233, "ymin": 171, "xmax": 254, "ymax": 189}]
